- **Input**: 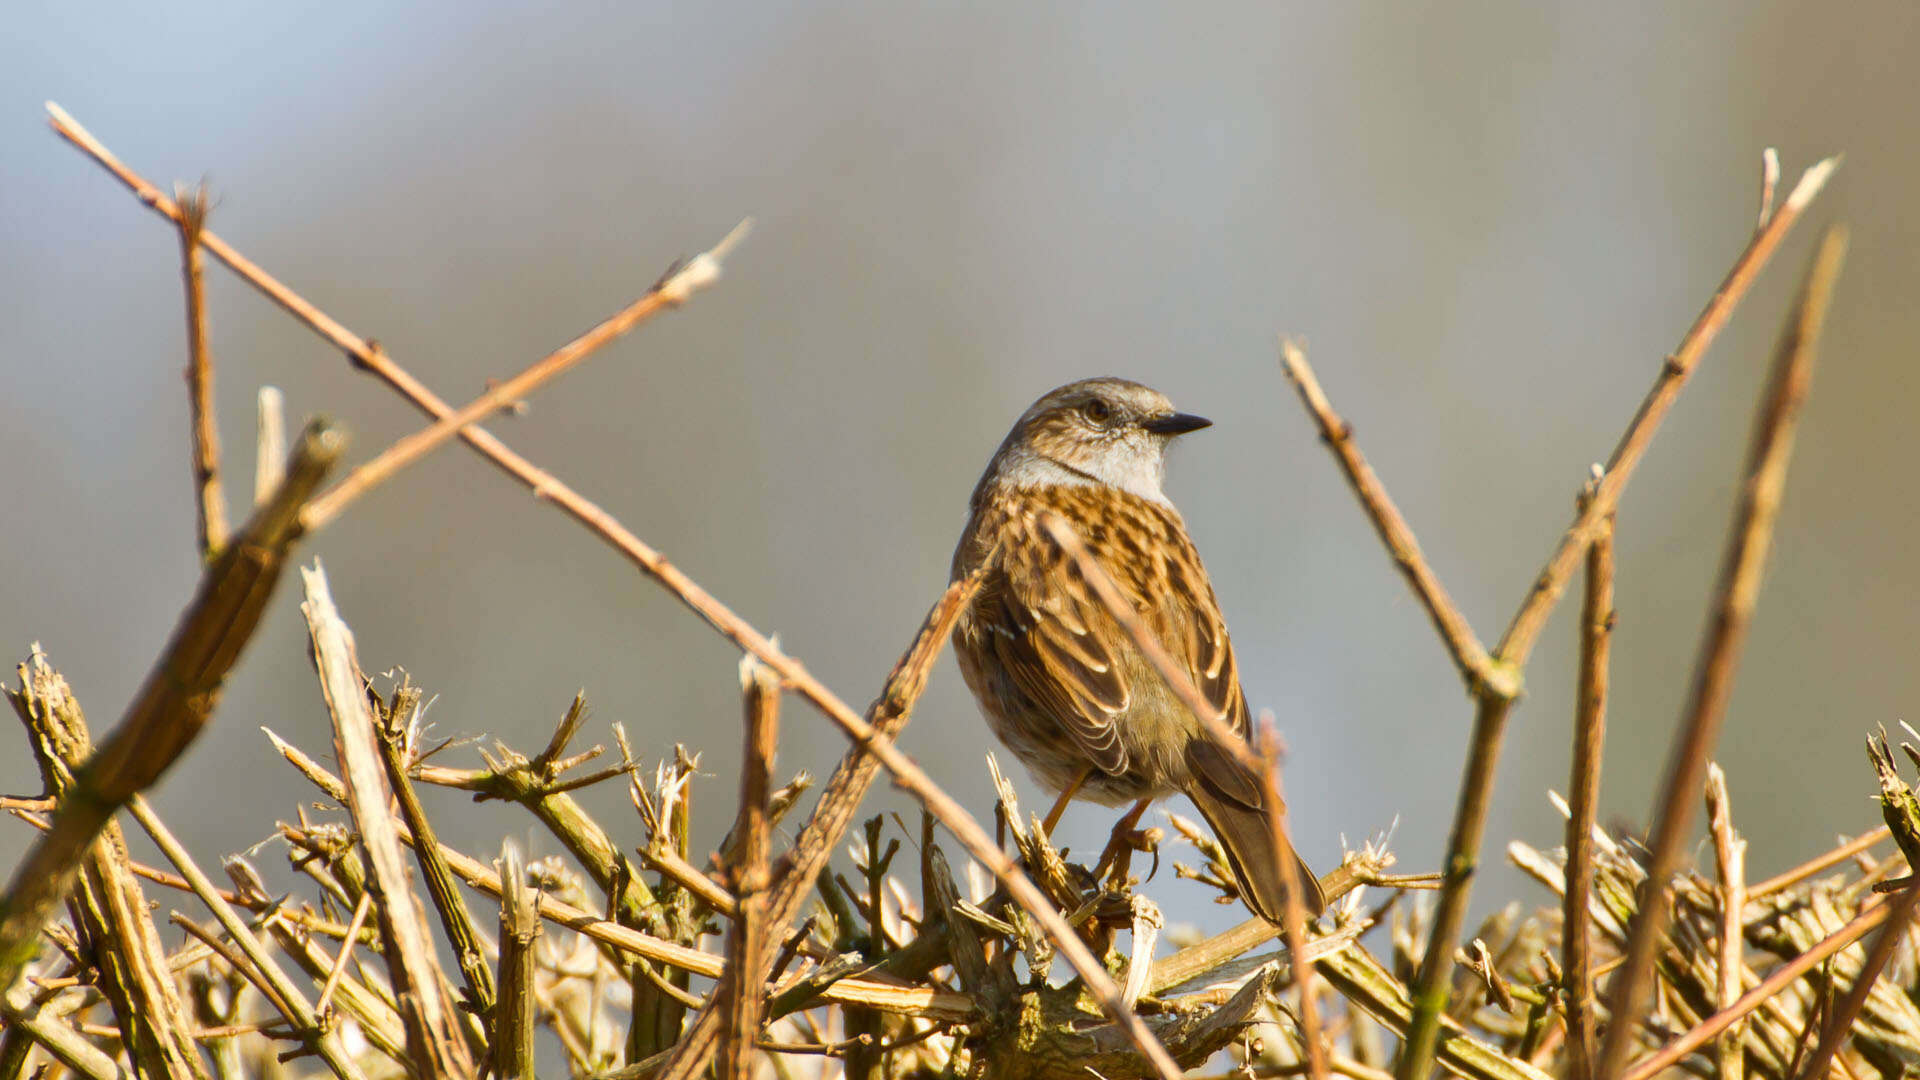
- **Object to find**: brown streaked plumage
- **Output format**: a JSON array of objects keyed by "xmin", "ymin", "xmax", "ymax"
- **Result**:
[{"xmin": 950, "ymin": 377, "xmax": 1323, "ymax": 922}]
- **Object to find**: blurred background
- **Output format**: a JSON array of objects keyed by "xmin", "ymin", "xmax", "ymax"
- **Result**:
[{"xmin": 3, "ymin": 5, "xmax": 1917, "ymax": 943}]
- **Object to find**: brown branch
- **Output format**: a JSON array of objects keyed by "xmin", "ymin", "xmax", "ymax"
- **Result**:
[
  {"xmin": 1705, "ymin": 764, "xmax": 1747, "ymax": 1080},
  {"xmin": 372, "ymin": 685, "xmax": 495, "ymax": 1030},
  {"xmin": 176, "ymin": 185, "xmax": 229, "ymax": 557},
  {"xmin": 297, "ymin": 219, "xmax": 749, "ymax": 533},
  {"xmin": 1563, "ymin": 506, "xmax": 1614, "ymax": 1080},
  {"xmin": 38, "ymin": 109, "xmax": 787, "ymax": 711},
  {"xmin": 718, "ymin": 656, "xmax": 781, "ymax": 1080},
  {"xmin": 637, "ymin": 845, "xmax": 738, "ymax": 919},
  {"xmin": 1496, "ymin": 156, "xmax": 1838, "ymax": 668},
  {"xmin": 1621, "ymin": 897, "xmax": 1894, "ymax": 1080},
  {"xmin": 1400, "ymin": 691, "xmax": 1516, "ymax": 1077},
  {"xmin": 169, "ymin": 914, "xmax": 304, "ymax": 1035},
  {"xmin": 1596, "ymin": 224, "xmax": 1848, "ymax": 1080},
  {"xmin": 1749, "ymin": 828, "xmax": 1890, "ymax": 899},
  {"xmin": 493, "ymin": 842, "xmax": 540, "ymax": 1080},
  {"xmin": 314, "ymin": 891, "xmax": 373, "ymax": 1018},
  {"xmin": 1263, "ymin": 727, "xmax": 1329, "ymax": 1080},
  {"xmin": 0, "ymin": 420, "xmax": 342, "ymax": 990},
  {"xmin": 1789, "ymin": 900, "xmax": 1920, "ymax": 1080},
  {"xmin": 301, "ymin": 564, "xmax": 475, "ymax": 1078},
  {"xmin": 1278, "ymin": 338, "xmax": 1511, "ymax": 699}
]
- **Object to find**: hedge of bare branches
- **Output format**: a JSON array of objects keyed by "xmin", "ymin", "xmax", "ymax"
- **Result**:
[{"xmin": 4, "ymin": 106, "xmax": 1908, "ymax": 1080}]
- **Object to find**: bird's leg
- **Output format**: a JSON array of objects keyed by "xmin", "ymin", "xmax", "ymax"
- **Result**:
[
  {"xmin": 1093, "ymin": 798, "xmax": 1157, "ymax": 888},
  {"xmin": 1040, "ymin": 767, "xmax": 1092, "ymax": 837}
]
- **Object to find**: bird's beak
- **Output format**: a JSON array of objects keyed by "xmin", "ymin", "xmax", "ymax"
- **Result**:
[{"xmin": 1143, "ymin": 411, "xmax": 1212, "ymax": 436}]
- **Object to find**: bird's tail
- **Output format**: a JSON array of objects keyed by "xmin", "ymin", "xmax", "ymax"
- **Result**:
[{"xmin": 1184, "ymin": 739, "xmax": 1325, "ymax": 924}]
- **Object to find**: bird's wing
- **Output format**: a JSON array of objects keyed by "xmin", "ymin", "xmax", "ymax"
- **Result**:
[
  {"xmin": 986, "ymin": 506, "xmax": 1134, "ymax": 776},
  {"xmin": 985, "ymin": 492, "xmax": 1255, "ymax": 780},
  {"xmin": 1163, "ymin": 531, "xmax": 1252, "ymax": 741}
]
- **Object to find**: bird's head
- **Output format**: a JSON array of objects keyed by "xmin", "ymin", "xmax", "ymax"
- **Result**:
[{"xmin": 983, "ymin": 377, "xmax": 1211, "ymax": 504}]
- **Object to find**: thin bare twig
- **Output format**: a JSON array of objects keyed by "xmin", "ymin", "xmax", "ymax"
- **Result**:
[
  {"xmin": 1705, "ymin": 764, "xmax": 1747, "ymax": 1080},
  {"xmin": 314, "ymin": 891, "xmax": 373, "ymax": 1019},
  {"xmin": 1278, "ymin": 338, "xmax": 1511, "ymax": 699},
  {"xmin": 301, "ymin": 563, "xmax": 475, "ymax": 1078},
  {"xmin": 1563, "ymin": 505, "xmax": 1614, "ymax": 1080},
  {"xmin": 1400, "ymin": 690, "xmax": 1515, "ymax": 1076},
  {"xmin": 638, "ymin": 844, "xmax": 739, "ymax": 918},
  {"xmin": 1597, "ymin": 225, "xmax": 1848, "ymax": 1080},
  {"xmin": 176, "ymin": 185, "xmax": 229, "ymax": 557},
  {"xmin": 298, "ymin": 219, "xmax": 750, "ymax": 532},
  {"xmin": 372, "ymin": 685, "xmax": 495, "ymax": 1030},
  {"xmin": 718, "ymin": 656, "xmax": 781, "ymax": 1080},
  {"xmin": 1494, "ymin": 155, "xmax": 1839, "ymax": 669},
  {"xmin": 1265, "ymin": 728, "xmax": 1330, "ymax": 1080},
  {"xmin": 168, "ymin": 915, "xmax": 302, "ymax": 1036},
  {"xmin": 1749, "ymin": 827, "xmax": 1891, "ymax": 899}
]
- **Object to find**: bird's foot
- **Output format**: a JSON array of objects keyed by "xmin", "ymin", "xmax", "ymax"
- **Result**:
[{"xmin": 1093, "ymin": 810, "xmax": 1162, "ymax": 891}]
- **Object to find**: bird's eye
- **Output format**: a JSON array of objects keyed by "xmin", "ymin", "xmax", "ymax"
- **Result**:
[{"xmin": 1082, "ymin": 399, "xmax": 1114, "ymax": 425}]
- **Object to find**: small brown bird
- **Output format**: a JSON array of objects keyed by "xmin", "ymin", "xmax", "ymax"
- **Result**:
[{"xmin": 950, "ymin": 377, "xmax": 1323, "ymax": 922}]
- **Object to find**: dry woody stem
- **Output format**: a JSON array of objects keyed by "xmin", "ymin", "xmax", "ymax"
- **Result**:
[
  {"xmin": 1563, "ymin": 508, "xmax": 1614, "ymax": 1080},
  {"xmin": 1596, "ymin": 225, "xmax": 1848, "ymax": 1080},
  {"xmin": 176, "ymin": 185, "xmax": 230, "ymax": 559}
]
